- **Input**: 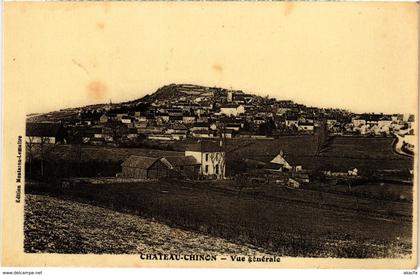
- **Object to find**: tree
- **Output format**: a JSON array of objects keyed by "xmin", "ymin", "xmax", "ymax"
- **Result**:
[
  {"xmin": 314, "ymin": 119, "xmax": 329, "ymax": 155},
  {"xmin": 26, "ymin": 137, "xmax": 35, "ymax": 182},
  {"xmin": 258, "ymin": 118, "xmax": 276, "ymax": 136},
  {"xmin": 73, "ymin": 143, "xmax": 82, "ymax": 176},
  {"xmin": 39, "ymin": 136, "xmax": 51, "ymax": 178},
  {"xmin": 209, "ymin": 151, "xmax": 226, "ymax": 180},
  {"xmin": 106, "ymin": 120, "xmax": 126, "ymax": 145},
  {"xmin": 35, "ymin": 136, "xmax": 56, "ymax": 180},
  {"xmin": 210, "ymin": 123, "xmax": 226, "ymax": 180}
]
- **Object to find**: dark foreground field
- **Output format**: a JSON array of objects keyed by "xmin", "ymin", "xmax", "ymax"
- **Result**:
[
  {"xmin": 26, "ymin": 179, "xmax": 413, "ymax": 258},
  {"xmin": 24, "ymin": 136, "xmax": 414, "ymax": 258},
  {"xmin": 25, "ymin": 194, "xmax": 271, "ymax": 255}
]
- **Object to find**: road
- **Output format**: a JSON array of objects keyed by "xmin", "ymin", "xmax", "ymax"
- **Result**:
[{"xmin": 393, "ymin": 134, "xmax": 414, "ymax": 157}]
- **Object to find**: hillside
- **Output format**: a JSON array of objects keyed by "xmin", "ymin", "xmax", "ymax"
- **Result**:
[
  {"xmin": 25, "ymin": 194, "xmax": 273, "ymax": 255},
  {"xmin": 151, "ymin": 84, "xmax": 222, "ymax": 100},
  {"xmin": 26, "ymin": 83, "xmax": 281, "ymax": 122}
]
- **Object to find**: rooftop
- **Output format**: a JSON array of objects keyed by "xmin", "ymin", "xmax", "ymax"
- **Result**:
[
  {"xmin": 121, "ymin": 156, "xmax": 161, "ymax": 169},
  {"xmin": 185, "ymin": 140, "xmax": 224, "ymax": 152},
  {"xmin": 164, "ymin": 156, "xmax": 199, "ymax": 167}
]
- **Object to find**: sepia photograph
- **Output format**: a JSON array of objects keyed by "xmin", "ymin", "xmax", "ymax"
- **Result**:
[{"xmin": 1, "ymin": 1, "xmax": 418, "ymax": 269}]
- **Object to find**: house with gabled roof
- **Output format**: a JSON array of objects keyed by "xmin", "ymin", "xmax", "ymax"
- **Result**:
[
  {"xmin": 185, "ymin": 140, "xmax": 226, "ymax": 179},
  {"xmin": 121, "ymin": 156, "xmax": 170, "ymax": 179},
  {"xmin": 270, "ymin": 151, "xmax": 303, "ymax": 172}
]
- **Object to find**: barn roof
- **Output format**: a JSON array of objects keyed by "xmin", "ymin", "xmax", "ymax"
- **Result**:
[
  {"xmin": 26, "ymin": 122, "xmax": 63, "ymax": 137},
  {"xmin": 165, "ymin": 156, "xmax": 199, "ymax": 167},
  {"xmin": 121, "ymin": 156, "xmax": 161, "ymax": 169},
  {"xmin": 121, "ymin": 153, "xmax": 197, "ymax": 169}
]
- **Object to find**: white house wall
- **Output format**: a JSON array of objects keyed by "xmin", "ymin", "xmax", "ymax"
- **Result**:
[{"xmin": 185, "ymin": 150, "xmax": 225, "ymax": 179}]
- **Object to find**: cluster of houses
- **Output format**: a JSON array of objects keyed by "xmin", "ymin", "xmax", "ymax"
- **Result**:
[
  {"xmin": 27, "ymin": 84, "xmax": 413, "ymax": 145},
  {"xmin": 25, "ymin": 84, "xmax": 415, "ymax": 184},
  {"xmin": 349, "ymin": 114, "xmax": 415, "ymax": 136}
]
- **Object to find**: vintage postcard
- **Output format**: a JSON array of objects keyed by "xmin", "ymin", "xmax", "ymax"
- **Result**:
[{"xmin": 1, "ymin": 1, "xmax": 418, "ymax": 269}]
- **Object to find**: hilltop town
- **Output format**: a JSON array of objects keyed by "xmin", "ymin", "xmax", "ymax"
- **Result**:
[
  {"xmin": 27, "ymin": 83, "xmax": 415, "ymax": 147},
  {"xmin": 24, "ymin": 83, "xmax": 416, "ymax": 258}
]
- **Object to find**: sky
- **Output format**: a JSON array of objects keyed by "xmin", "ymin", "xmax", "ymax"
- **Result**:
[{"xmin": 4, "ymin": 2, "xmax": 419, "ymax": 115}]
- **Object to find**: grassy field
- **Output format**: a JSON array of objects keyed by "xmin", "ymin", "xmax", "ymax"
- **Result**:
[
  {"xmin": 27, "ymin": 179, "xmax": 413, "ymax": 258},
  {"xmin": 25, "ymin": 135, "xmax": 414, "ymax": 258},
  {"xmin": 25, "ymin": 194, "xmax": 271, "ymax": 255},
  {"xmin": 226, "ymin": 136, "xmax": 413, "ymax": 173},
  {"xmin": 320, "ymin": 136, "xmax": 400, "ymax": 159},
  {"xmin": 304, "ymin": 181, "xmax": 413, "ymax": 202},
  {"xmin": 27, "ymin": 136, "xmax": 414, "ymax": 179}
]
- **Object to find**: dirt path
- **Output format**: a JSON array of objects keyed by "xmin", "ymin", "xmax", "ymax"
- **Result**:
[
  {"xmin": 392, "ymin": 133, "xmax": 414, "ymax": 158},
  {"xmin": 24, "ymin": 194, "xmax": 272, "ymax": 255}
]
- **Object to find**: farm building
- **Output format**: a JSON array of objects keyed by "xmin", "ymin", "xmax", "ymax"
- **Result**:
[
  {"xmin": 225, "ymin": 138, "xmax": 313, "ymax": 177},
  {"xmin": 239, "ymin": 151, "xmax": 303, "ymax": 173},
  {"xmin": 164, "ymin": 156, "xmax": 200, "ymax": 179},
  {"xmin": 121, "ymin": 155, "xmax": 200, "ymax": 179},
  {"xmin": 26, "ymin": 122, "xmax": 67, "ymax": 144},
  {"xmin": 185, "ymin": 141, "xmax": 226, "ymax": 179},
  {"xmin": 121, "ymin": 156, "xmax": 168, "ymax": 179},
  {"xmin": 270, "ymin": 151, "xmax": 303, "ymax": 172}
]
